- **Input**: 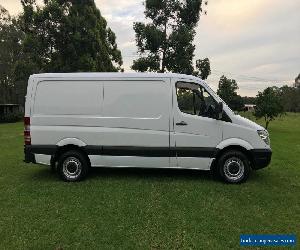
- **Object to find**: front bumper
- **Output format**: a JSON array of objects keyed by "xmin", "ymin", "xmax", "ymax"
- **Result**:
[
  {"xmin": 24, "ymin": 145, "xmax": 36, "ymax": 163},
  {"xmin": 250, "ymin": 149, "xmax": 272, "ymax": 170}
]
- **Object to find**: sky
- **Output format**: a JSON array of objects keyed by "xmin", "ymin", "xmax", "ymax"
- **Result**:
[{"xmin": 1, "ymin": 0, "xmax": 299, "ymax": 96}]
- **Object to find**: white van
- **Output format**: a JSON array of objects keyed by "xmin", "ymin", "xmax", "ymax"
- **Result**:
[{"xmin": 24, "ymin": 73, "xmax": 271, "ymax": 183}]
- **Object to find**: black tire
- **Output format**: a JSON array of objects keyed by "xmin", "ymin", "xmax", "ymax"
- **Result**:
[
  {"xmin": 57, "ymin": 150, "xmax": 89, "ymax": 182},
  {"xmin": 217, "ymin": 150, "xmax": 250, "ymax": 183}
]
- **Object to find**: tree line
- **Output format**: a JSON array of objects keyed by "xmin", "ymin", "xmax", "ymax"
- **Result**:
[
  {"xmin": 0, "ymin": 0, "xmax": 299, "ymax": 127},
  {"xmin": 0, "ymin": 0, "xmax": 123, "ymax": 105},
  {"xmin": 217, "ymin": 74, "xmax": 300, "ymax": 112},
  {"xmin": 217, "ymin": 74, "xmax": 300, "ymax": 128},
  {"xmin": 0, "ymin": 0, "xmax": 213, "ymax": 106}
]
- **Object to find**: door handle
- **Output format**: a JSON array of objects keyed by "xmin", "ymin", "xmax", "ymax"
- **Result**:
[{"xmin": 176, "ymin": 121, "xmax": 188, "ymax": 126}]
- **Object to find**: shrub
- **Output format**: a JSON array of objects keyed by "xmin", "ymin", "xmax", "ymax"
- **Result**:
[{"xmin": 0, "ymin": 111, "xmax": 23, "ymax": 123}]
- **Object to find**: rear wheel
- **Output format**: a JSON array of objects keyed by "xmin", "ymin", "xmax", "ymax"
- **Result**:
[
  {"xmin": 217, "ymin": 150, "xmax": 250, "ymax": 183},
  {"xmin": 57, "ymin": 150, "xmax": 89, "ymax": 182}
]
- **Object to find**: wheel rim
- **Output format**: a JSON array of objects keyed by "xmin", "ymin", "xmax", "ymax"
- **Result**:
[
  {"xmin": 224, "ymin": 157, "xmax": 245, "ymax": 181},
  {"xmin": 62, "ymin": 157, "xmax": 82, "ymax": 180}
]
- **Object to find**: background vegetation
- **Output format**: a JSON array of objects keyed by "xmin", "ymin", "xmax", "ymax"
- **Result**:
[
  {"xmin": 0, "ymin": 110, "xmax": 23, "ymax": 123},
  {"xmin": 0, "ymin": 0, "xmax": 123, "ymax": 105}
]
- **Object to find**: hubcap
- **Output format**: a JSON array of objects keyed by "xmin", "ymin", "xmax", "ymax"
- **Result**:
[
  {"xmin": 224, "ymin": 157, "xmax": 245, "ymax": 181},
  {"xmin": 62, "ymin": 157, "xmax": 82, "ymax": 180}
]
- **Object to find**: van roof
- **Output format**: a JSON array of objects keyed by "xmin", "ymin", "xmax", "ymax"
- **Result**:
[{"xmin": 30, "ymin": 72, "xmax": 203, "ymax": 82}]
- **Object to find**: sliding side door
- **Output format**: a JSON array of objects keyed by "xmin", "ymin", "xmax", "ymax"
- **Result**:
[{"xmin": 98, "ymin": 78, "xmax": 172, "ymax": 168}]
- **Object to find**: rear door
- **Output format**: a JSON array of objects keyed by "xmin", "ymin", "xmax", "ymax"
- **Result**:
[{"xmin": 172, "ymin": 79, "xmax": 222, "ymax": 169}]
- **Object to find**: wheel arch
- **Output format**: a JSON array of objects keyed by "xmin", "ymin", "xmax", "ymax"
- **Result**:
[
  {"xmin": 56, "ymin": 138, "xmax": 87, "ymax": 147},
  {"xmin": 217, "ymin": 138, "xmax": 253, "ymax": 151},
  {"xmin": 51, "ymin": 144, "xmax": 91, "ymax": 169},
  {"xmin": 216, "ymin": 145, "xmax": 252, "ymax": 163},
  {"xmin": 212, "ymin": 139, "xmax": 255, "ymax": 171}
]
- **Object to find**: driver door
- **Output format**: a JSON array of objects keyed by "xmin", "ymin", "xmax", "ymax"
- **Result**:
[{"xmin": 172, "ymin": 80, "xmax": 222, "ymax": 169}]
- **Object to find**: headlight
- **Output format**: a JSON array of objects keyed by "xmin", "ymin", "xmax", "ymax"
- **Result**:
[{"xmin": 257, "ymin": 130, "xmax": 270, "ymax": 145}]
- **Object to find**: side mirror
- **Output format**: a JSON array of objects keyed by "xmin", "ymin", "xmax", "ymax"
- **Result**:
[{"xmin": 216, "ymin": 102, "xmax": 223, "ymax": 120}]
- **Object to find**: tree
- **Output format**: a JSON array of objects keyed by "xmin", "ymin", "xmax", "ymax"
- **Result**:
[
  {"xmin": 0, "ymin": 5, "xmax": 23, "ymax": 104},
  {"xmin": 19, "ymin": 0, "xmax": 123, "ymax": 73},
  {"xmin": 217, "ymin": 75, "xmax": 243, "ymax": 111},
  {"xmin": 230, "ymin": 94, "xmax": 244, "ymax": 111},
  {"xmin": 295, "ymin": 73, "xmax": 300, "ymax": 88},
  {"xmin": 254, "ymin": 87, "xmax": 284, "ymax": 129},
  {"xmin": 132, "ymin": 0, "xmax": 208, "ymax": 76},
  {"xmin": 194, "ymin": 57, "xmax": 211, "ymax": 80},
  {"xmin": 279, "ymin": 85, "xmax": 300, "ymax": 112},
  {"xmin": 5, "ymin": 0, "xmax": 123, "ymax": 105},
  {"xmin": 242, "ymin": 96, "xmax": 256, "ymax": 105}
]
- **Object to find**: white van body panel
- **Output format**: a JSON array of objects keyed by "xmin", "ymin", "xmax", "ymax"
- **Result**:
[
  {"xmin": 98, "ymin": 156, "xmax": 170, "ymax": 169},
  {"xmin": 221, "ymin": 122, "xmax": 268, "ymax": 149},
  {"xmin": 24, "ymin": 73, "xmax": 271, "ymax": 171},
  {"xmin": 24, "ymin": 76, "xmax": 35, "ymax": 117}
]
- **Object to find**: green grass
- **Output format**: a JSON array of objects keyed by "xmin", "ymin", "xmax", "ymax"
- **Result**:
[{"xmin": 0, "ymin": 113, "xmax": 299, "ymax": 249}]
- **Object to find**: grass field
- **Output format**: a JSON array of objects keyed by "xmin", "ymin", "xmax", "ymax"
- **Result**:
[{"xmin": 0, "ymin": 113, "xmax": 299, "ymax": 249}]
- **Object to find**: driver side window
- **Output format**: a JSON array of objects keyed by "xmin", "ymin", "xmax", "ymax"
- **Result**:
[{"xmin": 176, "ymin": 82, "xmax": 217, "ymax": 119}]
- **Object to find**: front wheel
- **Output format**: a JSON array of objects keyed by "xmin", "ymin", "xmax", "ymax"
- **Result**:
[
  {"xmin": 217, "ymin": 150, "xmax": 250, "ymax": 183},
  {"xmin": 57, "ymin": 150, "xmax": 89, "ymax": 182}
]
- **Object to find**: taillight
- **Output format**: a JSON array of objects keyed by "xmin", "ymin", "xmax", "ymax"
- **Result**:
[{"xmin": 24, "ymin": 117, "xmax": 31, "ymax": 145}]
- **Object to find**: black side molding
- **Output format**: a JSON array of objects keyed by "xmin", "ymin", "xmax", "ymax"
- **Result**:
[
  {"xmin": 176, "ymin": 147, "xmax": 218, "ymax": 158},
  {"xmin": 86, "ymin": 146, "xmax": 217, "ymax": 158},
  {"xmin": 24, "ymin": 145, "xmax": 218, "ymax": 158},
  {"xmin": 28, "ymin": 145, "xmax": 58, "ymax": 155}
]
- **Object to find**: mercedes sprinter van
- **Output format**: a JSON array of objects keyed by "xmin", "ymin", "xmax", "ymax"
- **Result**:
[{"xmin": 24, "ymin": 73, "xmax": 272, "ymax": 183}]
